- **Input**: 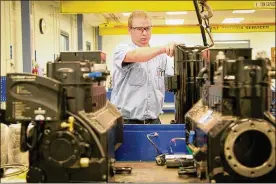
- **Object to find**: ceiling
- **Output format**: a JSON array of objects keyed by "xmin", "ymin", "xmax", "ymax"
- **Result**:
[{"xmin": 83, "ymin": 9, "xmax": 275, "ymax": 27}]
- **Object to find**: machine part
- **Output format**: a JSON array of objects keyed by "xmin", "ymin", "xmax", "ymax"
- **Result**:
[
  {"xmin": 147, "ymin": 132, "xmax": 193, "ymax": 167},
  {"xmin": 155, "ymin": 154, "xmax": 166, "ymax": 166},
  {"xmin": 178, "ymin": 166, "xmax": 197, "ymax": 176},
  {"xmin": 223, "ymin": 120, "xmax": 275, "ymax": 178},
  {"xmin": 5, "ymin": 57, "xmax": 124, "ymax": 183},
  {"xmin": 196, "ymin": 161, "xmax": 208, "ymax": 180},
  {"xmin": 59, "ymin": 51, "xmax": 106, "ymax": 64},
  {"xmin": 165, "ymin": 154, "xmax": 194, "ymax": 168},
  {"xmin": 113, "ymin": 167, "xmax": 132, "ymax": 174},
  {"xmin": 185, "ymin": 58, "xmax": 276, "ymax": 182},
  {"xmin": 168, "ymin": 46, "xmax": 206, "ymax": 124}
]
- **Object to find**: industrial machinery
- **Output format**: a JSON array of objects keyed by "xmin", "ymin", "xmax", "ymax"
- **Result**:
[
  {"xmin": 185, "ymin": 58, "xmax": 276, "ymax": 182},
  {"xmin": 59, "ymin": 51, "xmax": 106, "ymax": 64},
  {"xmin": 5, "ymin": 53, "xmax": 125, "ymax": 183},
  {"xmin": 165, "ymin": 0, "xmax": 214, "ymax": 124},
  {"xmin": 166, "ymin": 0, "xmax": 276, "ymax": 182}
]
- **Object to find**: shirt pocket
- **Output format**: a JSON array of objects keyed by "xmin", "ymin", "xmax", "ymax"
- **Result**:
[
  {"xmin": 156, "ymin": 76, "xmax": 165, "ymax": 93},
  {"xmin": 128, "ymin": 67, "xmax": 146, "ymax": 86}
]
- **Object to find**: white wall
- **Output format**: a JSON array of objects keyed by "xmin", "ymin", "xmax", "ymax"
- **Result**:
[
  {"xmin": 83, "ymin": 23, "xmax": 96, "ymax": 51},
  {"xmin": 1, "ymin": 1, "xmax": 97, "ymax": 75},
  {"xmin": 102, "ymin": 32, "xmax": 276, "ymax": 73},
  {"xmin": 1, "ymin": 1, "xmax": 22, "ymax": 75}
]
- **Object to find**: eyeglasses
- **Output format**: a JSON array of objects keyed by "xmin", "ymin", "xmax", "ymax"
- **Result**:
[{"xmin": 131, "ymin": 26, "xmax": 152, "ymax": 34}]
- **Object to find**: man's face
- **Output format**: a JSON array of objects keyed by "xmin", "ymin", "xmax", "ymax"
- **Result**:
[{"xmin": 129, "ymin": 17, "xmax": 152, "ymax": 47}]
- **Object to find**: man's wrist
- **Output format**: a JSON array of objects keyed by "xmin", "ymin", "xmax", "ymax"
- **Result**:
[{"xmin": 157, "ymin": 46, "xmax": 166, "ymax": 54}]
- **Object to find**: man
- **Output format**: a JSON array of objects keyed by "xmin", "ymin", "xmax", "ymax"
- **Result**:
[{"xmin": 110, "ymin": 10, "xmax": 176, "ymax": 124}]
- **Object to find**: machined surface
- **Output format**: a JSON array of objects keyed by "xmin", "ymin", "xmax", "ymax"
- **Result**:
[{"xmin": 224, "ymin": 120, "xmax": 275, "ymax": 178}]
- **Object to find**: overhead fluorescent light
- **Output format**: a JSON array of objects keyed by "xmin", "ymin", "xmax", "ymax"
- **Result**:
[
  {"xmin": 222, "ymin": 18, "xmax": 244, "ymax": 24},
  {"xmin": 232, "ymin": 10, "xmax": 256, "ymax": 14},
  {"xmin": 122, "ymin": 12, "xmax": 131, "ymax": 16},
  {"xmin": 166, "ymin": 11, "xmax": 188, "ymax": 15},
  {"xmin": 165, "ymin": 19, "xmax": 184, "ymax": 25}
]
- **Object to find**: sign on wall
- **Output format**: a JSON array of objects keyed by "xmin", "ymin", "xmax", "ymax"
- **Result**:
[
  {"xmin": 254, "ymin": 1, "xmax": 275, "ymax": 8},
  {"xmin": 211, "ymin": 24, "xmax": 275, "ymax": 33},
  {"xmin": 100, "ymin": 24, "xmax": 275, "ymax": 35}
]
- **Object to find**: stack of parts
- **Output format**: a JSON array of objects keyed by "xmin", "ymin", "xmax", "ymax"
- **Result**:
[
  {"xmin": 1, "ymin": 123, "xmax": 9, "ymax": 167},
  {"xmin": 8, "ymin": 124, "xmax": 29, "ymax": 166}
]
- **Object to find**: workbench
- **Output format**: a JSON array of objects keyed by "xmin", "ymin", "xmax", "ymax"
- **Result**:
[{"xmin": 1, "ymin": 162, "xmax": 202, "ymax": 183}]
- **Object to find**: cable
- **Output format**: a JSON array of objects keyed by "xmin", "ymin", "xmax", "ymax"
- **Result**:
[
  {"xmin": 146, "ymin": 132, "xmax": 162, "ymax": 155},
  {"xmin": 66, "ymin": 111, "xmax": 106, "ymax": 163},
  {"xmin": 1, "ymin": 164, "xmax": 28, "ymax": 178}
]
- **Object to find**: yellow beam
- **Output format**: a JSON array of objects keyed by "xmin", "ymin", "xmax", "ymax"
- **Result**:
[
  {"xmin": 99, "ymin": 24, "xmax": 275, "ymax": 35},
  {"xmin": 60, "ymin": 1, "xmax": 275, "ymax": 14}
]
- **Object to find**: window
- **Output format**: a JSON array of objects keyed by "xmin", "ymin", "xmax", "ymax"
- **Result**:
[
  {"xmin": 86, "ymin": 41, "xmax": 91, "ymax": 51},
  {"xmin": 213, "ymin": 40, "xmax": 250, "ymax": 49},
  {"xmin": 60, "ymin": 31, "xmax": 69, "ymax": 51}
]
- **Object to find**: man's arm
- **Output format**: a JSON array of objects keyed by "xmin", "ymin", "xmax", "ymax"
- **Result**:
[{"xmin": 124, "ymin": 42, "xmax": 176, "ymax": 63}]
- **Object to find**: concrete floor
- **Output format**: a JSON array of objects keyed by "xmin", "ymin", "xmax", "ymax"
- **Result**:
[{"xmin": 159, "ymin": 113, "xmax": 175, "ymax": 124}]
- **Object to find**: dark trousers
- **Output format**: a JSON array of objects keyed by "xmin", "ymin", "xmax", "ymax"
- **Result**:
[{"xmin": 124, "ymin": 118, "xmax": 161, "ymax": 124}]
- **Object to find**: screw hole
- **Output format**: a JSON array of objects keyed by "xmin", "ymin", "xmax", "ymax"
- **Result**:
[
  {"xmin": 234, "ymin": 164, "xmax": 237, "ymax": 167},
  {"xmin": 251, "ymin": 171, "xmax": 254, "ymax": 174},
  {"xmin": 226, "ymin": 147, "xmax": 230, "ymax": 150},
  {"xmin": 233, "ymin": 130, "xmax": 237, "ymax": 133},
  {"xmin": 268, "ymin": 164, "xmax": 272, "ymax": 167},
  {"xmin": 228, "ymin": 156, "xmax": 232, "ymax": 160},
  {"xmin": 251, "ymin": 123, "xmax": 255, "ymax": 127},
  {"xmin": 268, "ymin": 130, "xmax": 272, "ymax": 133}
]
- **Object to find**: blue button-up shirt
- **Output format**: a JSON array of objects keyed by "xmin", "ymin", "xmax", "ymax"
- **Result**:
[{"xmin": 110, "ymin": 42, "xmax": 171, "ymax": 120}]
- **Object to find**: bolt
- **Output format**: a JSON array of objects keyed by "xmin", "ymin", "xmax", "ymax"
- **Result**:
[
  {"xmin": 62, "ymin": 73, "xmax": 67, "ymax": 79},
  {"xmin": 45, "ymin": 140, "xmax": 50, "ymax": 144},
  {"xmin": 102, "ymin": 175, "xmax": 106, "ymax": 180},
  {"xmin": 71, "ymin": 140, "xmax": 76, "ymax": 144},
  {"xmin": 214, "ymin": 157, "xmax": 221, "ymax": 164},
  {"xmin": 211, "ymin": 179, "xmax": 216, "ymax": 183},
  {"xmin": 58, "ymin": 132, "xmax": 63, "ymax": 137},
  {"xmin": 74, "ymin": 149, "xmax": 78, "ymax": 153},
  {"xmin": 44, "ymin": 129, "xmax": 50, "ymax": 135},
  {"xmin": 250, "ymin": 71, "xmax": 256, "ymax": 77}
]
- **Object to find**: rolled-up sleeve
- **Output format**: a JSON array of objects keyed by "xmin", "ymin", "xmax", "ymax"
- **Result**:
[{"xmin": 113, "ymin": 43, "xmax": 134, "ymax": 69}]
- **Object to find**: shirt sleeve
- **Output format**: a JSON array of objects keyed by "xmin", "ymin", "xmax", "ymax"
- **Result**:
[
  {"xmin": 165, "ymin": 56, "xmax": 174, "ymax": 76},
  {"xmin": 113, "ymin": 43, "xmax": 134, "ymax": 69}
]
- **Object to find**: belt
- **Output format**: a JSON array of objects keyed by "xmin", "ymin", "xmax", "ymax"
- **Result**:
[{"xmin": 124, "ymin": 118, "xmax": 160, "ymax": 124}]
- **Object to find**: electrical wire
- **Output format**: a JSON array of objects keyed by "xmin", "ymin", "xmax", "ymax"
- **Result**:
[
  {"xmin": 1, "ymin": 164, "xmax": 28, "ymax": 178},
  {"xmin": 146, "ymin": 132, "xmax": 162, "ymax": 155},
  {"xmin": 66, "ymin": 111, "xmax": 106, "ymax": 163}
]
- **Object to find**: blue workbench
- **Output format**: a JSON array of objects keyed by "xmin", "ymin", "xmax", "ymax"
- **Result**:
[{"xmin": 115, "ymin": 124, "xmax": 187, "ymax": 161}]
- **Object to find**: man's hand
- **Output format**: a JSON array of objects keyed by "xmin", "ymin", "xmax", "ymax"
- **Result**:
[{"xmin": 164, "ymin": 42, "xmax": 176, "ymax": 57}]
